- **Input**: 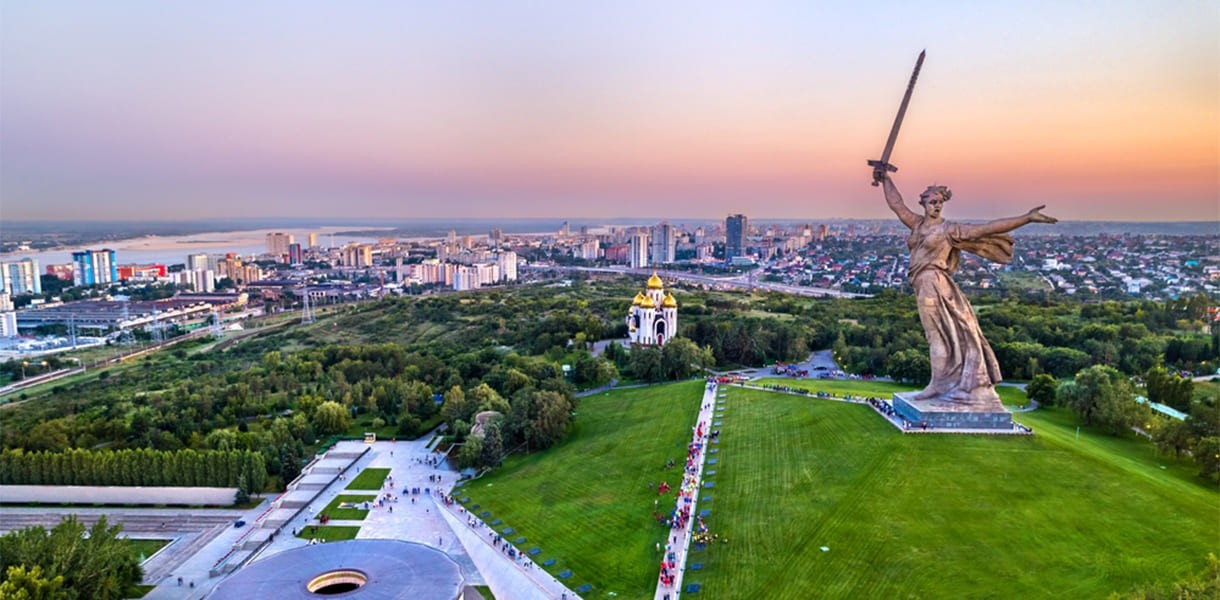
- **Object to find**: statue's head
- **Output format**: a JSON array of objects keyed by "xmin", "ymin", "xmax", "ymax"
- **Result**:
[{"xmin": 919, "ymin": 185, "xmax": 952, "ymax": 206}]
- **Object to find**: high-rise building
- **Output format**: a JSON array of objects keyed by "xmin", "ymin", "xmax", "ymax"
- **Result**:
[
  {"xmin": 175, "ymin": 269, "xmax": 216, "ymax": 293},
  {"xmin": 630, "ymin": 233, "xmax": 650, "ymax": 269},
  {"xmin": 72, "ymin": 250, "xmax": 116, "ymax": 286},
  {"xmin": 726, "ymin": 214, "xmax": 748, "ymax": 261},
  {"xmin": 1, "ymin": 258, "xmax": 42, "ymax": 295},
  {"xmin": 496, "ymin": 251, "xmax": 518, "ymax": 282},
  {"xmin": 341, "ymin": 244, "xmax": 373, "ymax": 268},
  {"xmin": 288, "ymin": 243, "xmax": 304, "ymax": 265},
  {"xmin": 650, "ymin": 222, "xmax": 676, "ymax": 264},
  {"xmin": 579, "ymin": 240, "xmax": 600, "ymax": 261},
  {"xmin": 266, "ymin": 232, "xmax": 294, "ymax": 259},
  {"xmin": 186, "ymin": 253, "xmax": 210, "ymax": 272},
  {"xmin": 0, "ymin": 310, "xmax": 17, "ymax": 338},
  {"xmin": 307, "ymin": 232, "xmax": 318, "ymax": 248}
]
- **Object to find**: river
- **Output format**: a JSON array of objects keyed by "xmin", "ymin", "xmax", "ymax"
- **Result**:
[{"xmin": 0, "ymin": 226, "xmax": 393, "ymax": 267}]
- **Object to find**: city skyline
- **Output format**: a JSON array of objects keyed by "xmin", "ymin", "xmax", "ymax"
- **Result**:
[{"xmin": 2, "ymin": 2, "xmax": 1217, "ymax": 223}]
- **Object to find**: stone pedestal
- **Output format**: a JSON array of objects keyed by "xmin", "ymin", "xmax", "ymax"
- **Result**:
[{"xmin": 892, "ymin": 392, "xmax": 1013, "ymax": 430}]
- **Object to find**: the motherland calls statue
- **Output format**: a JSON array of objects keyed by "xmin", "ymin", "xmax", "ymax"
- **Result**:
[
  {"xmin": 868, "ymin": 50, "xmax": 1057, "ymax": 417},
  {"xmin": 874, "ymin": 173, "xmax": 1056, "ymax": 410}
]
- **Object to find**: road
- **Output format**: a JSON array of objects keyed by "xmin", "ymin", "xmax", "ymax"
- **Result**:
[{"xmin": 522, "ymin": 264, "xmax": 872, "ymax": 298}]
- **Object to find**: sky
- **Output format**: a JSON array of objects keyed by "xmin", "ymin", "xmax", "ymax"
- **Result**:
[{"xmin": 2, "ymin": 1, "xmax": 1217, "ymax": 223}]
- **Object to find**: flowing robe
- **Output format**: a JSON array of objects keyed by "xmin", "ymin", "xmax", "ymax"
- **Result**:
[{"xmin": 907, "ymin": 218, "xmax": 1013, "ymax": 404}]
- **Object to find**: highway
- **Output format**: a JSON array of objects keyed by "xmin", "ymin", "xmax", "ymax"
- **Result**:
[{"xmin": 522, "ymin": 264, "xmax": 873, "ymax": 298}]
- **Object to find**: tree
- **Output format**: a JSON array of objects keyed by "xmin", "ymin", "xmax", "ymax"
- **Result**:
[
  {"xmin": 312, "ymin": 401, "xmax": 351, "ymax": 436},
  {"xmin": 440, "ymin": 386, "xmax": 477, "ymax": 429},
  {"xmin": 528, "ymin": 390, "xmax": 574, "ymax": 449},
  {"xmin": 1152, "ymin": 419, "xmax": 1194, "ymax": 461},
  {"xmin": 456, "ymin": 436, "xmax": 482, "ymax": 470},
  {"xmin": 629, "ymin": 346, "xmax": 664, "ymax": 382},
  {"xmin": 1026, "ymin": 374, "xmax": 1058, "ymax": 407},
  {"xmin": 0, "ymin": 516, "xmax": 142, "ymax": 600},
  {"xmin": 1059, "ymin": 365, "xmax": 1144, "ymax": 434},
  {"xmin": 480, "ymin": 422, "xmax": 504, "ymax": 468},
  {"xmin": 0, "ymin": 565, "xmax": 68, "ymax": 600},
  {"xmin": 1145, "ymin": 365, "xmax": 1194, "ymax": 413},
  {"xmin": 661, "ymin": 338, "xmax": 709, "ymax": 381},
  {"xmin": 467, "ymin": 383, "xmax": 509, "ymax": 414},
  {"xmin": 1194, "ymin": 437, "xmax": 1220, "ymax": 482},
  {"xmin": 884, "ymin": 349, "xmax": 930, "ymax": 385},
  {"xmin": 280, "ymin": 444, "xmax": 302, "ymax": 485}
]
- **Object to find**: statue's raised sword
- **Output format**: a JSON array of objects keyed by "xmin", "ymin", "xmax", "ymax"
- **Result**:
[{"xmin": 868, "ymin": 49, "xmax": 925, "ymax": 186}]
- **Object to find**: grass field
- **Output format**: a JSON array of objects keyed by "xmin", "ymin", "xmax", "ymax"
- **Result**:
[
  {"xmin": 295, "ymin": 525, "xmax": 361, "ymax": 543},
  {"xmin": 320, "ymin": 494, "xmax": 378, "ymax": 520},
  {"xmin": 125, "ymin": 538, "xmax": 170, "ymax": 562},
  {"xmin": 457, "ymin": 380, "xmax": 704, "ymax": 597},
  {"xmin": 691, "ymin": 386, "xmax": 1218, "ymax": 599},
  {"xmin": 462, "ymin": 380, "xmax": 1219, "ymax": 599},
  {"xmin": 751, "ymin": 378, "xmax": 1033, "ymax": 408},
  {"xmin": 345, "ymin": 468, "xmax": 390, "ymax": 490}
]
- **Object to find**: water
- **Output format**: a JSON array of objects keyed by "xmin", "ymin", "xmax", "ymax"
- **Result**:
[{"xmin": 1, "ymin": 227, "xmax": 391, "ymax": 267}]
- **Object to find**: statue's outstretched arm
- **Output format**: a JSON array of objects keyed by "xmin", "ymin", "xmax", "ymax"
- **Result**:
[
  {"xmin": 962, "ymin": 205, "xmax": 1058, "ymax": 238},
  {"xmin": 879, "ymin": 175, "xmax": 919, "ymax": 230}
]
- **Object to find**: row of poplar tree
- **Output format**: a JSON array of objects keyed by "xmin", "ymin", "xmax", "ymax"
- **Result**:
[{"xmin": 0, "ymin": 447, "xmax": 268, "ymax": 493}]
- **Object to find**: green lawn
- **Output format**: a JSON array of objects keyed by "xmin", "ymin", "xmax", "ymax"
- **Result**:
[
  {"xmin": 751, "ymin": 377, "xmax": 914, "ymax": 397},
  {"xmin": 345, "ymin": 468, "xmax": 391, "ymax": 490},
  {"xmin": 457, "ymin": 380, "xmax": 705, "ymax": 597},
  {"xmin": 125, "ymin": 538, "xmax": 170, "ymax": 562},
  {"xmin": 295, "ymin": 525, "xmax": 361, "ymax": 543},
  {"xmin": 691, "ymin": 386, "xmax": 1219, "ymax": 599},
  {"xmin": 319, "ymin": 494, "xmax": 378, "ymax": 521},
  {"xmin": 751, "ymin": 378, "xmax": 1032, "ymax": 409},
  {"xmin": 462, "ymin": 381, "xmax": 1219, "ymax": 599}
]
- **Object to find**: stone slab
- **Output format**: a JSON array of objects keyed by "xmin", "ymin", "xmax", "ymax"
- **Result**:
[
  {"xmin": 892, "ymin": 392, "xmax": 1012, "ymax": 430},
  {"xmin": 279, "ymin": 490, "xmax": 317, "ymax": 508}
]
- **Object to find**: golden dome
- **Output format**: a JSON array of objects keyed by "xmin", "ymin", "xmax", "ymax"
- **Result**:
[
  {"xmin": 640, "ymin": 295, "xmax": 656, "ymax": 309},
  {"xmin": 632, "ymin": 291, "xmax": 645, "ymax": 306},
  {"xmin": 662, "ymin": 293, "xmax": 678, "ymax": 309},
  {"xmin": 646, "ymin": 272, "xmax": 664, "ymax": 289}
]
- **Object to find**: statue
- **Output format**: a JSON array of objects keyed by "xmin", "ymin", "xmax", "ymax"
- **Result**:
[
  {"xmin": 867, "ymin": 50, "xmax": 1057, "ymax": 420},
  {"xmin": 874, "ymin": 173, "xmax": 1056, "ymax": 409}
]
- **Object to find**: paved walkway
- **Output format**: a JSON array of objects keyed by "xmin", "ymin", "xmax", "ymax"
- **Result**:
[
  {"xmin": 439, "ymin": 495, "xmax": 579, "ymax": 599},
  {"xmin": 185, "ymin": 436, "xmax": 574, "ymax": 599},
  {"xmin": 654, "ymin": 381, "xmax": 718, "ymax": 600}
]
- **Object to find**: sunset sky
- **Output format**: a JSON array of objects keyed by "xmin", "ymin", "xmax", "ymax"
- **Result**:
[{"xmin": 2, "ymin": 2, "xmax": 1217, "ymax": 222}]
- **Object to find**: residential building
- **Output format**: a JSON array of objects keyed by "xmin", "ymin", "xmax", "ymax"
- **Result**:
[
  {"xmin": 266, "ymin": 232, "xmax": 294, "ymax": 260},
  {"xmin": 650, "ymin": 222, "xmax": 676, "ymax": 264},
  {"xmin": 71, "ymin": 249, "xmax": 117, "ymax": 286},
  {"xmin": 630, "ymin": 233, "xmax": 649, "ymax": 269},
  {"xmin": 1, "ymin": 258, "xmax": 42, "ymax": 295}
]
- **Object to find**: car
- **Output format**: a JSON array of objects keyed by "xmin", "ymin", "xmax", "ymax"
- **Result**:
[{"xmin": 234, "ymin": 520, "xmax": 246, "ymax": 528}]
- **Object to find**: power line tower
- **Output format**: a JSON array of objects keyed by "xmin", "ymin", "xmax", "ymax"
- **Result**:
[
  {"xmin": 301, "ymin": 287, "xmax": 315, "ymax": 324},
  {"xmin": 68, "ymin": 312, "xmax": 78, "ymax": 349},
  {"xmin": 118, "ymin": 301, "xmax": 135, "ymax": 347},
  {"xmin": 150, "ymin": 308, "xmax": 164, "ymax": 345}
]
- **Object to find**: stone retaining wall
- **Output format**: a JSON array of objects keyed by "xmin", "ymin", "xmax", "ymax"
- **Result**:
[{"xmin": 0, "ymin": 485, "xmax": 239, "ymax": 506}]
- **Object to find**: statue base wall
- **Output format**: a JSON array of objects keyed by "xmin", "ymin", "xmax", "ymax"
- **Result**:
[{"xmin": 892, "ymin": 392, "xmax": 1013, "ymax": 431}]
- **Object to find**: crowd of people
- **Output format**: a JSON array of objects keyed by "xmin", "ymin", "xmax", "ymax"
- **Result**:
[{"xmin": 654, "ymin": 380, "xmax": 719, "ymax": 593}]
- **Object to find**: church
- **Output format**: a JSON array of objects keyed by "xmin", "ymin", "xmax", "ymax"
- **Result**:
[{"xmin": 626, "ymin": 272, "xmax": 678, "ymax": 346}]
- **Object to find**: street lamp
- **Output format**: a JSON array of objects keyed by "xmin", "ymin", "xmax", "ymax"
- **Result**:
[{"xmin": 20, "ymin": 360, "xmax": 47, "ymax": 380}]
